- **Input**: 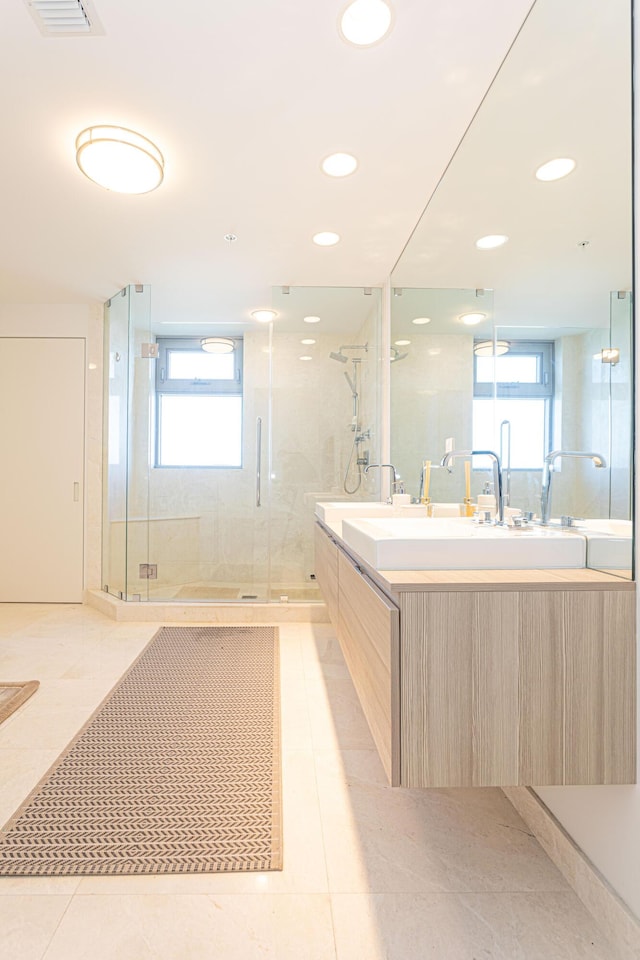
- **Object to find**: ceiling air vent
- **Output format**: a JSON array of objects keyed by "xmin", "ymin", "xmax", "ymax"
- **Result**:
[{"xmin": 23, "ymin": 0, "xmax": 105, "ymax": 37}]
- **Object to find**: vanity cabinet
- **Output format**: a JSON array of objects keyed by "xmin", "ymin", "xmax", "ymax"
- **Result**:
[{"xmin": 315, "ymin": 521, "xmax": 636, "ymax": 788}]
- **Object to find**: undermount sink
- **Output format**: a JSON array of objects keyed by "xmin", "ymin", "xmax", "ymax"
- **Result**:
[{"xmin": 340, "ymin": 516, "xmax": 587, "ymax": 571}]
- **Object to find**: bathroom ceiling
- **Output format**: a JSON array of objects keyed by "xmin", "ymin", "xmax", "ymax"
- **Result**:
[{"xmin": 0, "ymin": 0, "xmax": 535, "ymax": 327}]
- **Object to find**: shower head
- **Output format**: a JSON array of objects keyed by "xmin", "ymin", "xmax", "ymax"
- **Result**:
[
  {"xmin": 329, "ymin": 351, "xmax": 348, "ymax": 363},
  {"xmin": 330, "ymin": 343, "xmax": 368, "ymax": 363},
  {"xmin": 391, "ymin": 347, "xmax": 408, "ymax": 362}
]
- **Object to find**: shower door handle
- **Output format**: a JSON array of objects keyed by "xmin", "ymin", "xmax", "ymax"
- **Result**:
[{"xmin": 256, "ymin": 417, "xmax": 262, "ymax": 507}]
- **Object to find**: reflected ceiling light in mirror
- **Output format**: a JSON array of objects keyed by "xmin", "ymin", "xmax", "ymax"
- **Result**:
[
  {"xmin": 460, "ymin": 312, "xmax": 486, "ymax": 325},
  {"xmin": 251, "ymin": 309, "xmax": 278, "ymax": 322},
  {"xmin": 475, "ymin": 234, "xmax": 508, "ymax": 250},
  {"xmin": 303, "ymin": 315, "xmax": 321, "ymax": 323},
  {"xmin": 313, "ymin": 231, "xmax": 340, "ymax": 245},
  {"xmin": 322, "ymin": 153, "xmax": 358, "ymax": 177},
  {"xmin": 301, "ymin": 338, "xmax": 316, "ymax": 345},
  {"xmin": 201, "ymin": 337, "xmax": 235, "ymax": 354},
  {"xmin": 75, "ymin": 125, "xmax": 164, "ymax": 194},
  {"xmin": 473, "ymin": 340, "xmax": 510, "ymax": 357},
  {"xmin": 411, "ymin": 317, "xmax": 431, "ymax": 325},
  {"xmin": 394, "ymin": 339, "xmax": 411, "ymax": 346},
  {"xmin": 299, "ymin": 355, "xmax": 313, "ymax": 361},
  {"xmin": 339, "ymin": 0, "xmax": 394, "ymax": 47},
  {"xmin": 535, "ymin": 157, "xmax": 576, "ymax": 181}
]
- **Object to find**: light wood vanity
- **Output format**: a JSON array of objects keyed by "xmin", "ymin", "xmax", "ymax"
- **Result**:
[{"xmin": 314, "ymin": 521, "xmax": 636, "ymax": 788}]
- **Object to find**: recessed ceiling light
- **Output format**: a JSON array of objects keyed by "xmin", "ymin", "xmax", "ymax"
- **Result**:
[
  {"xmin": 299, "ymin": 355, "xmax": 313, "ymax": 361},
  {"xmin": 460, "ymin": 312, "xmax": 486, "ymax": 326},
  {"xmin": 321, "ymin": 153, "xmax": 358, "ymax": 177},
  {"xmin": 535, "ymin": 157, "xmax": 576, "ymax": 182},
  {"xmin": 313, "ymin": 232, "xmax": 341, "ymax": 246},
  {"xmin": 75, "ymin": 125, "xmax": 164, "ymax": 194},
  {"xmin": 301, "ymin": 338, "xmax": 316, "ymax": 345},
  {"xmin": 394, "ymin": 339, "xmax": 411, "ymax": 346},
  {"xmin": 476, "ymin": 234, "xmax": 509, "ymax": 250},
  {"xmin": 411, "ymin": 317, "xmax": 431, "ymax": 325},
  {"xmin": 251, "ymin": 309, "xmax": 278, "ymax": 322},
  {"xmin": 339, "ymin": 0, "xmax": 394, "ymax": 46},
  {"xmin": 303, "ymin": 316, "xmax": 321, "ymax": 324}
]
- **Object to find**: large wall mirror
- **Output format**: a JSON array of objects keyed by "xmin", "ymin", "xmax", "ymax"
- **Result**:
[{"xmin": 390, "ymin": 0, "xmax": 633, "ymax": 578}]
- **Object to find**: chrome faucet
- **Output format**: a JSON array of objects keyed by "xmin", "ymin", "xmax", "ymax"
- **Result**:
[
  {"xmin": 539, "ymin": 450, "xmax": 607, "ymax": 525},
  {"xmin": 440, "ymin": 449, "xmax": 505, "ymax": 524},
  {"xmin": 364, "ymin": 463, "xmax": 398, "ymax": 501}
]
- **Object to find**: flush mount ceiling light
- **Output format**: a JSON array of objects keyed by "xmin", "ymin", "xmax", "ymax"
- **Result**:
[
  {"xmin": 201, "ymin": 337, "xmax": 235, "ymax": 354},
  {"xmin": 321, "ymin": 152, "xmax": 358, "ymax": 177},
  {"xmin": 251, "ymin": 309, "xmax": 278, "ymax": 323},
  {"xmin": 304, "ymin": 315, "xmax": 321, "ymax": 323},
  {"xmin": 313, "ymin": 231, "xmax": 341, "ymax": 246},
  {"xmin": 460, "ymin": 312, "xmax": 486, "ymax": 326},
  {"xmin": 475, "ymin": 234, "xmax": 509, "ymax": 250},
  {"xmin": 339, "ymin": 0, "xmax": 394, "ymax": 46},
  {"xmin": 535, "ymin": 157, "xmax": 576, "ymax": 182},
  {"xmin": 411, "ymin": 317, "xmax": 431, "ymax": 325},
  {"xmin": 75, "ymin": 125, "xmax": 164, "ymax": 194},
  {"xmin": 474, "ymin": 339, "xmax": 510, "ymax": 357}
]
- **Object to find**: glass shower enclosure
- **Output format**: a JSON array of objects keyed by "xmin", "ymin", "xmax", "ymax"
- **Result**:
[{"xmin": 102, "ymin": 284, "xmax": 381, "ymax": 602}]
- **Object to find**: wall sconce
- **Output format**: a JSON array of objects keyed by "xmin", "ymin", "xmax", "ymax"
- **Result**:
[
  {"xmin": 473, "ymin": 340, "xmax": 510, "ymax": 357},
  {"xmin": 201, "ymin": 337, "xmax": 235, "ymax": 354}
]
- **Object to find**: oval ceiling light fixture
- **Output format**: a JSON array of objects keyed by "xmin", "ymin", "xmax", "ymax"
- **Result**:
[
  {"xmin": 535, "ymin": 157, "xmax": 576, "ymax": 182},
  {"xmin": 474, "ymin": 339, "xmax": 510, "ymax": 357},
  {"xmin": 201, "ymin": 337, "xmax": 235, "ymax": 354},
  {"xmin": 303, "ymin": 315, "xmax": 321, "ymax": 324},
  {"xmin": 394, "ymin": 339, "xmax": 411, "ymax": 346},
  {"xmin": 460, "ymin": 312, "xmax": 486, "ymax": 326},
  {"xmin": 475, "ymin": 234, "xmax": 509, "ymax": 250},
  {"xmin": 313, "ymin": 231, "xmax": 341, "ymax": 246},
  {"xmin": 251, "ymin": 309, "xmax": 278, "ymax": 323},
  {"xmin": 339, "ymin": 0, "xmax": 394, "ymax": 46},
  {"xmin": 411, "ymin": 317, "xmax": 431, "ymax": 325},
  {"xmin": 75, "ymin": 125, "xmax": 164, "ymax": 194},
  {"xmin": 301, "ymin": 338, "xmax": 317, "ymax": 345},
  {"xmin": 321, "ymin": 152, "xmax": 358, "ymax": 177}
]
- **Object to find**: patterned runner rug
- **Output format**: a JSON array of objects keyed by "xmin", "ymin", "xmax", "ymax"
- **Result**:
[{"xmin": 0, "ymin": 626, "xmax": 281, "ymax": 875}]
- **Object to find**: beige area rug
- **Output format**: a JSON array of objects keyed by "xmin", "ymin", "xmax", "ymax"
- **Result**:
[
  {"xmin": 0, "ymin": 626, "xmax": 281, "ymax": 876},
  {"xmin": 0, "ymin": 682, "xmax": 39, "ymax": 725}
]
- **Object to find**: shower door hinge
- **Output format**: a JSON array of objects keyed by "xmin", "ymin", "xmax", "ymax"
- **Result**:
[
  {"xmin": 141, "ymin": 343, "xmax": 159, "ymax": 358},
  {"xmin": 139, "ymin": 563, "xmax": 157, "ymax": 579}
]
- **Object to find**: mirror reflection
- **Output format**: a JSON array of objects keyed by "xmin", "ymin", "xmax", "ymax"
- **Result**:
[{"xmin": 390, "ymin": 0, "xmax": 633, "ymax": 578}]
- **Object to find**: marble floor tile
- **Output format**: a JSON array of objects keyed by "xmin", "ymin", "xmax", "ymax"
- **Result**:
[
  {"xmin": 0, "ymin": 893, "xmax": 72, "ymax": 960},
  {"xmin": 42, "ymin": 893, "xmax": 337, "ymax": 960},
  {"xmin": 315, "ymin": 748, "xmax": 568, "ymax": 894},
  {"xmin": 330, "ymin": 892, "xmax": 625, "ymax": 960}
]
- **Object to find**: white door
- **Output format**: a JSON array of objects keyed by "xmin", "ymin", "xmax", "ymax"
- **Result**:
[{"xmin": 0, "ymin": 338, "xmax": 85, "ymax": 602}]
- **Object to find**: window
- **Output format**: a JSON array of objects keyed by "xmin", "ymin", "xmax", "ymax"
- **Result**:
[
  {"xmin": 472, "ymin": 340, "xmax": 553, "ymax": 470},
  {"xmin": 155, "ymin": 338, "xmax": 243, "ymax": 467}
]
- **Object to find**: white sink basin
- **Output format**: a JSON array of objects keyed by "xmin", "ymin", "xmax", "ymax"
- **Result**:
[
  {"xmin": 547, "ymin": 519, "xmax": 632, "ymax": 571},
  {"xmin": 341, "ymin": 517, "xmax": 587, "ymax": 571},
  {"xmin": 315, "ymin": 501, "xmax": 426, "ymax": 521}
]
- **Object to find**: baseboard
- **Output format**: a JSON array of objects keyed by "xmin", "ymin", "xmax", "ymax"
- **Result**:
[{"xmin": 503, "ymin": 786, "xmax": 640, "ymax": 958}]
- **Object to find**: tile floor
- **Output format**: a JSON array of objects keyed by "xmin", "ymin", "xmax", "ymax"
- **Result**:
[{"xmin": 0, "ymin": 603, "xmax": 628, "ymax": 959}]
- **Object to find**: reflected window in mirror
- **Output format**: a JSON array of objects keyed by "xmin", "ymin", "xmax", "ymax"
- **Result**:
[{"xmin": 472, "ymin": 340, "xmax": 553, "ymax": 470}]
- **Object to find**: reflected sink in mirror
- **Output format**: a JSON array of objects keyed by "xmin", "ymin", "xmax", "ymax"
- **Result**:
[
  {"xmin": 315, "ymin": 501, "xmax": 427, "ymax": 522},
  {"xmin": 340, "ymin": 516, "xmax": 586, "ymax": 571}
]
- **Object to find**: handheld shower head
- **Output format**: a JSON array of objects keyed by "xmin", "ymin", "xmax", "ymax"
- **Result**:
[{"xmin": 343, "ymin": 370, "xmax": 357, "ymax": 394}]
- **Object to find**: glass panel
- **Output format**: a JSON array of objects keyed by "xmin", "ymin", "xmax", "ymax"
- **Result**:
[
  {"xmin": 167, "ymin": 349, "xmax": 234, "ymax": 380},
  {"xmin": 476, "ymin": 355, "xmax": 538, "ymax": 384},
  {"xmin": 158, "ymin": 395, "xmax": 242, "ymax": 466}
]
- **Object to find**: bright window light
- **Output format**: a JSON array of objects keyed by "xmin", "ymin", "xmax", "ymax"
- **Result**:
[{"xmin": 158, "ymin": 396, "xmax": 242, "ymax": 467}]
